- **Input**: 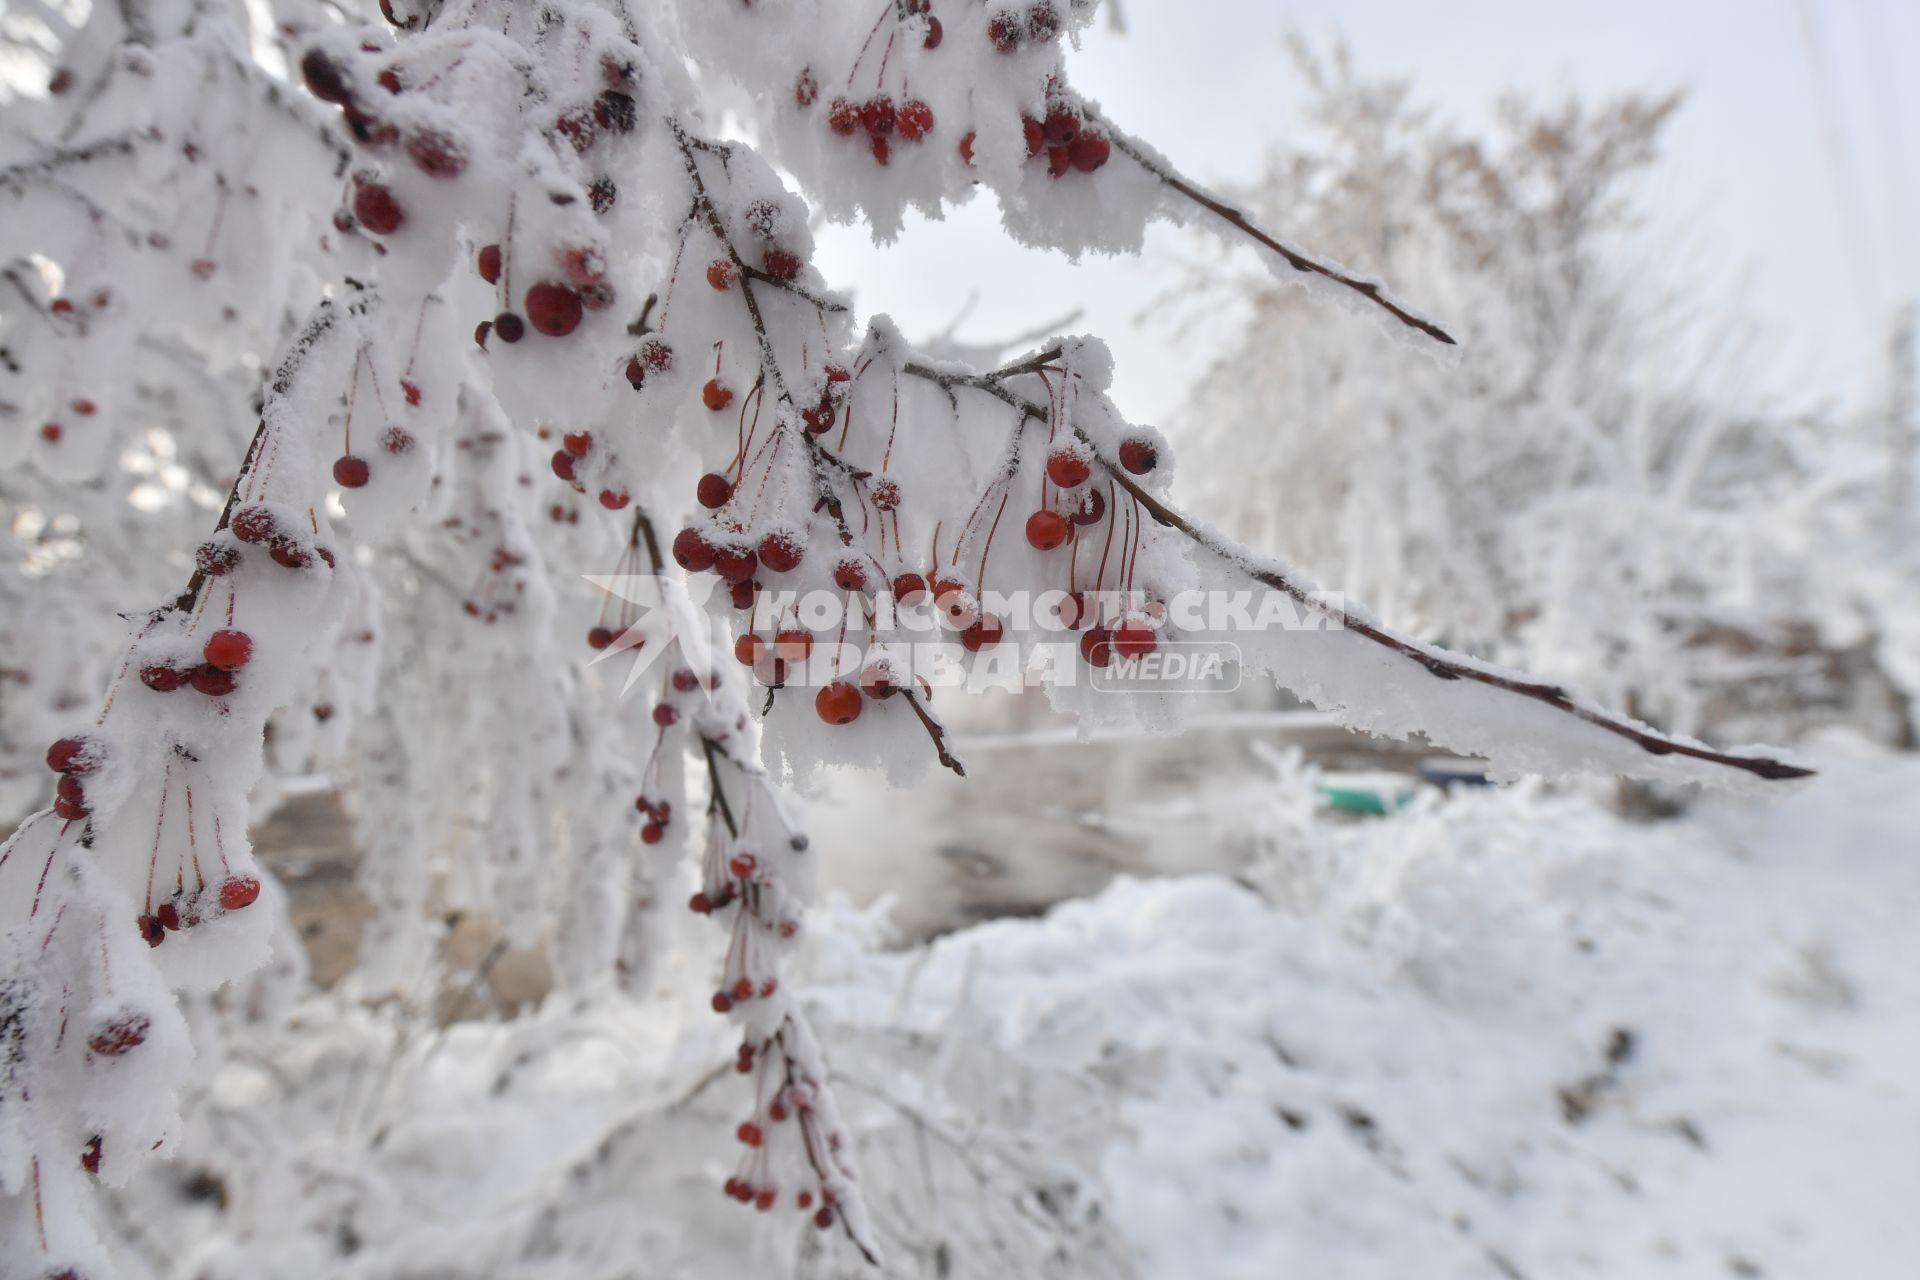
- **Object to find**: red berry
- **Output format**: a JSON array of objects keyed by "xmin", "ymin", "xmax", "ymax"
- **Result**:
[
  {"xmin": 860, "ymin": 661, "xmax": 900, "ymax": 700},
  {"xmin": 762, "ymin": 248, "xmax": 803, "ymax": 281},
  {"xmin": 1042, "ymin": 106, "xmax": 1079, "ymax": 147},
  {"xmin": 588, "ymin": 627, "xmax": 615, "ymax": 650},
  {"xmin": 642, "ymin": 822, "xmax": 665, "ymax": 844},
  {"xmin": 706, "ymin": 259, "xmax": 736, "ymax": 290},
  {"xmin": 1025, "ymin": 510, "xmax": 1070, "ymax": 550},
  {"xmin": 352, "ymin": 181, "xmax": 404, "ymax": 235},
  {"xmin": 1046, "ymin": 448, "xmax": 1090, "ymax": 487},
  {"xmin": 1119, "ymin": 438, "xmax": 1158, "ymax": 474},
  {"xmin": 88, "ymin": 1014, "xmax": 150, "ymax": 1057},
  {"xmin": 652, "ymin": 704, "xmax": 679, "ymax": 727},
  {"xmin": 191, "ymin": 664, "xmax": 236, "ymax": 696},
  {"xmin": 218, "ymin": 875, "xmax": 261, "ymax": 910},
  {"xmin": 333, "ymin": 454, "xmax": 371, "ymax": 488},
  {"xmin": 774, "ymin": 628, "xmax": 813, "ymax": 662},
  {"xmin": 690, "ymin": 892, "xmax": 713, "ymax": 914},
  {"xmin": 477, "ymin": 243, "xmax": 502, "ymax": 282},
  {"xmin": 475, "ymin": 320, "xmax": 492, "ymax": 348},
  {"xmin": 1069, "ymin": 486, "xmax": 1106, "ymax": 525},
  {"xmin": 962, "ymin": 614, "xmax": 1006, "ymax": 651},
  {"xmin": 525, "ymin": 282, "xmax": 584, "ymax": 337},
  {"xmin": 230, "ymin": 505, "xmax": 276, "ymax": 543},
  {"xmin": 758, "ymin": 533, "xmax": 803, "ymax": 574},
  {"xmin": 556, "ymin": 107, "xmax": 597, "ymax": 153},
  {"xmin": 892, "ymin": 572, "xmax": 928, "ymax": 604},
  {"xmin": 141, "ymin": 665, "xmax": 187, "ymax": 692},
  {"xmin": 832, "ymin": 559, "xmax": 867, "ymax": 591},
  {"xmin": 551, "ymin": 450, "xmax": 577, "ymax": 481},
  {"xmin": 1112, "ymin": 618, "xmax": 1156, "ymax": 658},
  {"xmin": 599, "ymin": 488, "xmax": 630, "ymax": 510},
  {"xmin": 988, "ymin": 9, "xmax": 1023, "ymax": 52},
  {"xmin": 272, "ymin": 537, "xmax": 314, "ymax": 569},
  {"xmin": 563, "ymin": 431, "xmax": 593, "ymax": 456},
  {"xmin": 301, "ymin": 49, "xmax": 353, "ymax": 104},
  {"xmin": 638, "ymin": 337, "xmax": 674, "ymax": 372},
  {"xmin": 672, "ymin": 670, "xmax": 699, "ymax": 692},
  {"xmin": 697, "ymin": 473, "xmax": 734, "ymax": 509},
  {"xmin": 1080, "ymin": 627, "xmax": 1114, "ymax": 668},
  {"xmin": 735, "ymin": 634, "xmax": 764, "ymax": 666},
  {"xmin": 1047, "ymin": 144, "xmax": 1071, "ymax": 178},
  {"xmin": 406, "ymin": 128, "xmax": 466, "ymax": 177},
  {"xmin": 203, "ymin": 629, "xmax": 253, "ymax": 671},
  {"xmin": 1023, "ymin": 116, "xmax": 1046, "ymax": 156},
  {"xmin": 673, "ymin": 528, "xmax": 717, "ymax": 572},
  {"xmin": 493, "ymin": 312, "xmax": 526, "ymax": 343},
  {"xmin": 816, "ymin": 681, "xmax": 863, "ymax": 725},
  {"xmin": 71, "ymin": 399, "xmax": 96, "ymax": 416},
  {"xmin": 714, "ymin": 544, "xmax": 759, "ymax": 583},
  {"xmin": 712, "ymin": 991, "xmax": 734, "ymax": 1013},
  {"xmin": 39, "ymin": 423, "xmax": 62, "ymax": 443},
  {"xmin": 828, "ymin": 97, "xmax": 859, "ymax": 136},
  {"xmin": 869, "ymin": 135, "xmax": 891, "ymax": 165},
  {"xmin": 703, "ymin": 378, "xmax": 734, "ymax": 411},
  {"xmin": 924, "ymin": 15, "xmax": 944, "ymax": 48},
  {"xmin": 46, "ymin": 737, "xmax": 95, "ymax": 775},
  {"xmin": 814, "ymin": 1207, "xmax": 835, "ymax": 1229},
  {"xmin": 382, "ymin": 426, "xmax": 414, "ymax": 454},
  {"xmin": 795, "ymin": 68, "xmax": 819, "ymax": 108},
  {"xmin": 731, "ymin": 578, "xmax": 758, "ymax": 610},
  {"xmin": 1028, "ymin": 1, "xmax": 1061, "ymax": 40},
  {"xmin": 860, "ymin": 95, "xmax": 897, "ymax": 137},
  {"xmin": 755, "ymin": 1188, "xmax": 776, "ymax": 1211},
  {"xmin": 959, "ymin": 131, "xmax": 976, "ymax": 165},
  {"xmin": 871, "ymin": 478, "xmax": 901, "ymax": 510},
  {"xmin": 898, "ymin": 100, "xmax": 934, "ymax": 142},
  {"xmin": 1069, "ymin": 131, "xmax": 1111, "ymax": 172}
]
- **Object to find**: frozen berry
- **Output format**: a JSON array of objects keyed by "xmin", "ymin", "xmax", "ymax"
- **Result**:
[
  {"xmin": 1069, "ymin": 131, "xmax": 1111, "ymax": 172},
  {"xmin": 493, "ymin": 312, "xmax": 526, "ymax": 343},
  {"xmin": 230, "ymin": 505, "xmax": 276, "ymax": 543},
  {"xmin": 758, "ymin": 533, "xmax": 803, "ymax": 573},
  {"xmin": 203, "ymin": 629, "xmax": 253, "ymax": 671},
  {"xmin": 218, "ymin": 875, "xmax": 261, "ymax": 910},
  {"xmin": 673, "ymin": 528, "xmax": 718, "ymax": 572},
  {"xmin": 697, "ymin": 473, "xmax": 733, "ymax": 508},
  {"xmin": 333, "ymin": 454, "xmax": 371, "ymax": 488},
  {"xmin": 525, "ymin": 282, "xmax": 583, "ymax": 337},
  {"xmin": 1025, "ymin": 510, "xmax": 1070, "ymax": 550},
  {"xmin": 1119, "ymin": 438, "xmax": 1158, "ymax": 474},
  {"xmin": 860, "ymin": 95, "xmax": 897, "ymax": 137},
  {"xmin": 1112, "ymin": 618, "xmax": 1156, "ymax": 658},
  {"xmin": 477, "ymin": 243, "xmax": 502, "ymax": 282},
  {"xmin": 352, "ymin": 181, "xmax": 404, "ymax": 235},
  {"xmin": 828, "ymin": 98, "xmax": 860, "ymax": 136},
  {"xmin": 898, "ymin": 100, "xmax": 934, "ymax": 142},
  {"xmin": 987, "ymin": 9, "xmax": 1023, "ymax": 52},
  {"xmin": 795, "ymin": 68, "xmax": 819, "ymax": 107},
  {"xmin": 190, "ymin": 664, "xmax": 236, "ymax": 697},
  {"xmin": 1046, "ymin": 448, "xmax": 1090, "ymax": 487},
  {"xmin": 406, "ymin": 128, "xmax": 466, "ymax": 177},
  {"xmin": 707, "ymin": 259, "xmax": 736, "ymax": 290},
  {"xmin": 703, "ymin": 378, "xmax": 734, "ymax": 411},
  {"xmin": 816, "ymin": 681, "xmax": 863, "ymax": 725}
]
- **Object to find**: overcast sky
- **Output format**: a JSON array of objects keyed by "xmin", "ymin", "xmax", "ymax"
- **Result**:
[{"xmin": 816, "ymin": 0, "xmax": 1919, "ymax": 425}]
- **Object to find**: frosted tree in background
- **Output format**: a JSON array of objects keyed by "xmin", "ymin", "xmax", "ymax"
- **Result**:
[
  {"xmin": 1, "ymin": 5, "xmax": 1813, "ymax": 1277},
  {"xmin": 1182, "ymin": 42, "xmax": 1920, "ymax": 750}
]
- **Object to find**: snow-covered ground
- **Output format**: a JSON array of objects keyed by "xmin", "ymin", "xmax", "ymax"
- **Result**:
[{"xmin": 119, "ymin": 739, "xmax": 1918, "ymax": 1279}]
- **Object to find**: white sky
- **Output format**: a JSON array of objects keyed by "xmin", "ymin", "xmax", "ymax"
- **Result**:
[{"xmin": 815, "ymin": 1, "xmax": 1920, "ymax": 424}]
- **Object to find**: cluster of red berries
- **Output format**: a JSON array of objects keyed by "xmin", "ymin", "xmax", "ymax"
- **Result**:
[
  {"xmin": 1019, "ymin": 99, "xmax": 1111, "ymax": 177},
  {"xmin": 821, "ymin": 91, "xmax": 936, "ymax": 167},
  {"xmin": 636, "ymin": 795, "xmax": 672, "ymax": 844},
  {"xmin": 137, "ymin": 872, "xmax": 262, "ymax": 947},
  {"xmin": 87, "ymin": 1012, "xmax": 151, "ymax": 1058},
  {"xmin": 472, "ymin": 238, "xmax": 612, "ymax": 353},
  {"xmin": 987, "ymin": 1, "xmax": 1064, "ymax": 53},
  {"xmin": 37, "ymin": 396, "xmax": 95, "ymax": 446},
  {"xmin": 139, "ymin": 626, "xmax": 253, "ymax": 700},
  {"xmin": 548, "ymin": 430, "xmax": 630, "ymax": 510},
  {"xmin": 46, "ymin": 734, "xmax": 102, "ymax": 821},
  {"xmin": 624, "ymin": 335, "xmax": 675, "ymax": 390},
  {"xmin": 723, "ymin": 198, "xmax": 807, "ymax": 282}
]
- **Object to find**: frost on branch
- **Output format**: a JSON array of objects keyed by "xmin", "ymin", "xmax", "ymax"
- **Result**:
[{"xmin": 0, "ymin": 1, "xmax": 1812, "ymax": 1276}]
